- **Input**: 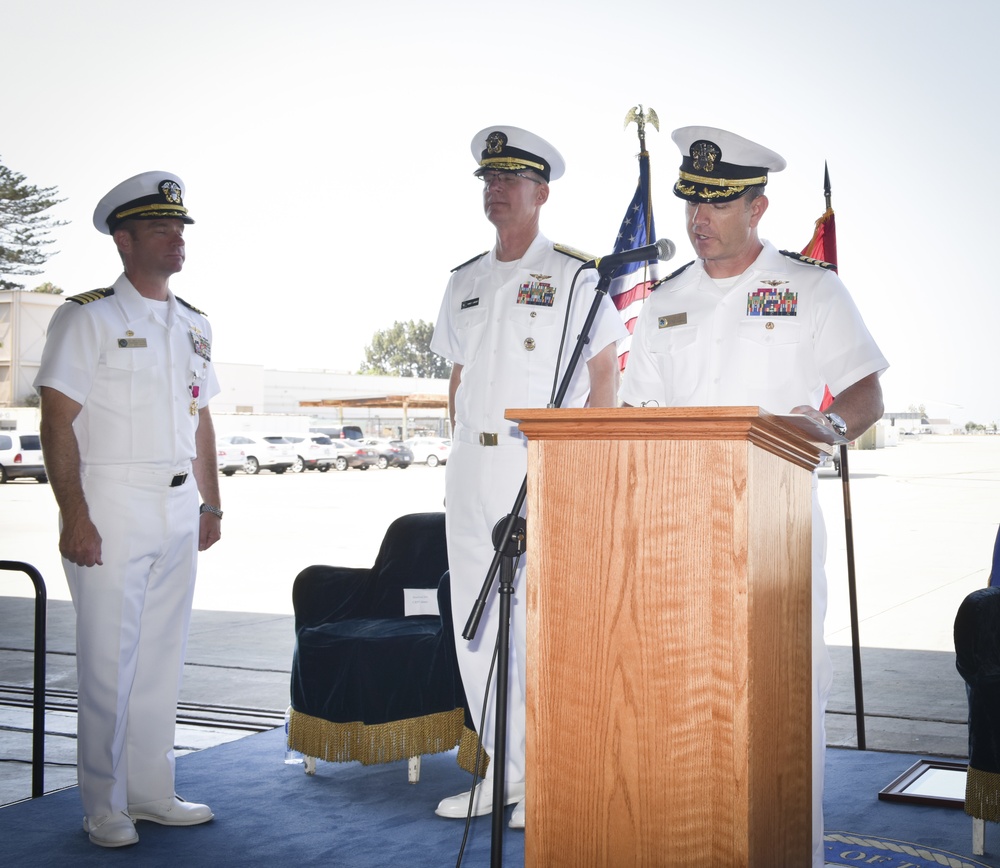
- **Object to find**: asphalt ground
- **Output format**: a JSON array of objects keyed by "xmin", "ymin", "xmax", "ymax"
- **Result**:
[{"xmin": 2, "ymin": 433, "xmax": 998, "ymax": 805}]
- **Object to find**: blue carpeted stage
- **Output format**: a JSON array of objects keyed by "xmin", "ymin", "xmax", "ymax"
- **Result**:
[{"xmin": 0, "ymin": 729, "xmax": 995, "ymax": 867}]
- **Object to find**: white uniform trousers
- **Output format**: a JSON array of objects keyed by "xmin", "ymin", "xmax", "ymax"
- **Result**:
[
  {"xmin": 445, "ymin": 438, "xmax": 528, "ymax": 786},
  {"xmin": 812, "ymin": 475, "xmax": 832, "ymax": 868},
  {"xmin": 64, "ymin": 465, "xmax": 199, "ymax": 820}
]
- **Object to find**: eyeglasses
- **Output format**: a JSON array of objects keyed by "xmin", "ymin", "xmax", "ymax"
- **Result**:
[{"xmin": 478, "ymin": 171, "xmax": 542, "ymax": 188}]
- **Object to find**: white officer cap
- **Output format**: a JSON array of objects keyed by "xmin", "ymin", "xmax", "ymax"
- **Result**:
[
  {"xmin": 93, "ymin": 171, "xmax": 194, "ymax": 234},
  {"xmin": 671, "ymin": 126, "xmax": 786, "ymax": 202},
  {"xmin": 470, "ymin": 125, "xmax": 565, "ymax": 182}
]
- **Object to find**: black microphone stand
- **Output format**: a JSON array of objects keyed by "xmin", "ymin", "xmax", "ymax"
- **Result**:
[{"xmin": 463, "ymin": 268, "xmax": 614, "ymax": 867}]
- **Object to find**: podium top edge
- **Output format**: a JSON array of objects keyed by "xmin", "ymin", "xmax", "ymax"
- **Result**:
[{"xmin": 503, "ymin": 406, "xmax": 841, "ymax": 467}]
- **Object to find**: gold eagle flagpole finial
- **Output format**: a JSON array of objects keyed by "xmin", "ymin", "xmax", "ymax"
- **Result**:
[{"xmin": 624, "ymin": 104, "xmax": 659, "ymax": 152}]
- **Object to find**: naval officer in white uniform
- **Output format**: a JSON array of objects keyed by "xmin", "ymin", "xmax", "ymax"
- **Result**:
[
  {"xmin": 430, "ymin": 126, "xmax": 627, "ymax": 829},
  {"xmin": 620, "ymin": 127, "xmax": 888, "ymax": 867},
  {"xmin": 35, "ymin": 172, "xmax": 222, "ymax": 848}
]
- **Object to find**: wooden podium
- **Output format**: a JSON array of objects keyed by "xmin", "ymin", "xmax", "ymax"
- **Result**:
[{"xmin": 506, "ymin": 406, "xmax": 831, "ymax": 867}]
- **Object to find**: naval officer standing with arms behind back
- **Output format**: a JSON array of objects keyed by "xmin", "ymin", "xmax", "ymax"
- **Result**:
[
  {"xmin": 620, "ymin": 127, "xmax": 887, "ymax": 867},
  {"xmin": 431, "ymin": 126, "xmax": 628, "ymax": 829},
  {"xmin": 35, "ymin": 172, "xmax": 222, "ymax": 848}
]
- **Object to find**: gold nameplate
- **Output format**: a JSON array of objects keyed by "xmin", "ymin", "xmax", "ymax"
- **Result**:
[
  {"xmin": 117, "ymin": 338, "xmax": 148, "ymax": 348},
  {"xmin": 657, "ymin": 313, "xmax": 688, "ymax": 329}
]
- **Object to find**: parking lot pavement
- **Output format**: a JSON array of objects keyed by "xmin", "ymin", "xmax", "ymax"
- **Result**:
[
  {"xmin": 1, "ymin": 433, "xmax": 998, "ymax": 805},
  {"xmin": 0, "ymin": 459, "xmax": 448, "ymax": 613}
]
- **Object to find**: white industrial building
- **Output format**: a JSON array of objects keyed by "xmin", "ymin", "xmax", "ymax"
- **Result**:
[{"xmin": 0, "ymin": 289, "xmax": 449, "ymax": 438}]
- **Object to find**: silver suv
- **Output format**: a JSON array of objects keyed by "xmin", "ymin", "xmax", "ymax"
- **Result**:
[{"xmin": 0, "ymin": 431, "xmax": 47, "ymax": 483}]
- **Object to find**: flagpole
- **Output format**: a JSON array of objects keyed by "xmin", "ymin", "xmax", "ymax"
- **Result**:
[
  {"xmin": 612, "ymin": 106, "xmax": 660, "ymax": 372},
  {"xmin": 841, "ymin": 438, "xmax": 866, "ymax": 750},
  {"xmin": 624, "ymin": 104, "xmax": 658, "ymax": 242},
  {"xmin": 823, "ymin": 162, "xmax": 866, "ymax": 750}
]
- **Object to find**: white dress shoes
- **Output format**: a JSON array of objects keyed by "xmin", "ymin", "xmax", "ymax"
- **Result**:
[
  {"xmin": 509, "ymin": 797, "xmax": 525, "ymax": 829},
  {"xmin": 128, "ymin": 794, "xmax": 214, "ymax": 826},
  {"xmin": 435, "ymin": 779, "xmax": 525, "ymax": 819},
  {"xmin": 82, "ymin": 811, "xmax": 138, "ymax": 847}
]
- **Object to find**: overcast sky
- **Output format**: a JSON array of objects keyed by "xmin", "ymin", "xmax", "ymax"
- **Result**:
[{"xmin": 6, "ymin": 0, "xmax": 998, "ymax": 424}]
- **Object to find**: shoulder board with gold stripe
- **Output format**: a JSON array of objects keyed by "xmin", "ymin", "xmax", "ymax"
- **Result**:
[
  {"xmin": 451, "ymin": 251, "xmax": 488, "ymax": 273},
  {"xmin": 650, "ymin": 261, "xmax": 695, "ymax": 291},
  {"xmin": 177, "ymin": 296, "xmax": 208, "ymax": 317},
  {"xmin": 66, "ymin": 288, "xmax": 115, "ymax": 305},
  {"xmin": 779, "ymin": 250, "xmax": 837, "ymax": 271},
  {"xmin": 553, "ymin": 243, "xmax": 594, "ymax": 263}
]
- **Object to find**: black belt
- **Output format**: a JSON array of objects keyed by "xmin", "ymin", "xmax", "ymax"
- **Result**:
[{"xmin": 170, "ymin": 472, "xmax": 188, "ymax": 487}]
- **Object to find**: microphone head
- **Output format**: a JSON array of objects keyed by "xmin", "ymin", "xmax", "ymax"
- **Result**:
[{"xmin": 655, "ymin": 237, "xmax": 676, "ymax": 262}]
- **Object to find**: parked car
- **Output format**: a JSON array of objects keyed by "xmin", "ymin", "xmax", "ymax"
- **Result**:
[
  {"xmin": 404, "ymin": 437, "xmax": 451, "ymax": 467},
  {"xmin": 216, "ymin": 434, "xmax": 296, "ymax": 475},
  {"xmin": 0, "ymin": 431, "xmax": 47, "ymax": 483},
  {"xmin": 309, "ymin": 425, "xmax": 364, "ymax": 441},
  {"xmin": 284, "ymin": 434, "xmax": 336, "ymax": 472},
  {"xmin": 216, "ymin": 440, "xmax": 246, "ymax": 476},
  {"xmin": 362, "ymin": 438, "xmax": 413, "ymax": 470},
  {"xmin": 329, "ymin": 439, "xmax": 378, "ymax": 471},
  {"xmin": 819, "ymin": 447, "xmax": 842, "ymax": 476}
]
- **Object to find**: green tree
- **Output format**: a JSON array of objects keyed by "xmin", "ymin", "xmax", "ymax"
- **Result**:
[
  {"xmin": 360, "ymin": 320, "xmax": 450, "ymax": 378},
  {"xmin": 31, "ymin": 281, "xmax": 63, "ymax": 294},
  {"xmin": 0, "ymin": 158, "xmax": 67, "ymax": 291}
]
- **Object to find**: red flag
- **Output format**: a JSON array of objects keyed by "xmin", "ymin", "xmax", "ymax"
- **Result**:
[
  {"xmin": 802, "ymin": 205, "xmax": 837, "ymax": 271},
  {"xmin": 803, "ymin": 164, "xmax": 837, "ymax": 410}
]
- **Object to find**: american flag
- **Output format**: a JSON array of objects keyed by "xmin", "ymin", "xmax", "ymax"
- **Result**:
[{"xmin": 610, "ymin": 146, "xmax": 659, "ymax": 372}]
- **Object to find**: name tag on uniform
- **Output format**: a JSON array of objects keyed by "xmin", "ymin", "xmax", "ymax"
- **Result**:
[
  {"xmin": 657, "ymin": 312, "xmax": 687, "ymax": 329},
  {"xmin": 117, "ymin": 337, "xmax": 148, "ymax": 348},
  {"xmin": 461, "ymin": 298, "xmax": 480, "ymax": 309}
]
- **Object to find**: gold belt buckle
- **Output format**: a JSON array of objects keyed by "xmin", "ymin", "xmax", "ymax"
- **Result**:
[{"xmin": 479, "ymin": 432, "xmax": 498, "ymax": 446}]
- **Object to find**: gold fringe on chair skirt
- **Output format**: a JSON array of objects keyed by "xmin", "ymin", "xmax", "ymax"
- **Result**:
[
  {"xmin": 966, "ymin": 766, "xmax": 1000, "ymax": 822},
  {"xmin": 289, "ymin": 707, "xmax": 488, "ymax": 777}
]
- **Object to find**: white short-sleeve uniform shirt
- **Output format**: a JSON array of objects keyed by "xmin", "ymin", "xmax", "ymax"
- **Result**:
[
  {"xmin": 619, "ymin": 241, "xmax": 888, "ymax": 411},
  {"xmin": 34, "ymin": 272, "xmax": 221, "ymax": 466},
  {"xmin": 432, "ymin": 233, "xmax": 628, "ymax": 433}
]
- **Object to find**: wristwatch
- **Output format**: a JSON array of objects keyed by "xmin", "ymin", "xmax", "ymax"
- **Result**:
[
  {"xmin": 200, "ymin": 503, "xmax": 224, "ymax": 519},
  {"xmin": 825, "ymin": 412, "xmax": 848, "ymax": 438}
]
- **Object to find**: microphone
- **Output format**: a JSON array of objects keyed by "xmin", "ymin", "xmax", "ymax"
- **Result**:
[{"xmin": 585, "ymin": 237, "xmax": 676, "ymax": 274}]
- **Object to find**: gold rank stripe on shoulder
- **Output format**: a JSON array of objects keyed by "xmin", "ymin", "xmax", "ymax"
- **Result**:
[
  {"xmin": 176, "ymin": 296, "xmax": 208, "ymax": 317},
  {"xmin": 451, "ymin": 251, "xmax": 489, "ymax": 272},
  {"xmin": 779, "ymin": 250, "xmax": 837, "ymax": 271},
  {"xmin": 67, "ymin": 288, "xmax": 115, "ymax": 305},
  {"xmin": 649, "ymin": 260, "xmax": 695, "ymax": 291},
  {"xmin": 553, "ymin": 243, "xmax": 594, "ymax": 262}
]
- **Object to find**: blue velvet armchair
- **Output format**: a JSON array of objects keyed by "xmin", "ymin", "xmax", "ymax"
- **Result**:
[
  {"xmin": 955, "ymin": 584, "xmax": 1000, "ymax": 854},
  {"xmin": 288, "ymin": 512, "xmax": 485, "ymax": 781}
]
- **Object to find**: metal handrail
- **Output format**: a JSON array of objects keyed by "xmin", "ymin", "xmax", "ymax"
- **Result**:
[{"xmin": 0, "ymin": 560, "xmax": 47, "ymax": 797}]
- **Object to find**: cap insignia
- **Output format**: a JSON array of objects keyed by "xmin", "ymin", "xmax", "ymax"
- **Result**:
[
  {"xmin": 486, "ymin": 131, "xmax": 508, "ymax": 155},
  {"xmin": 159, "ymin": 180, "xmax": 183, "ymax": 204},
  {"xmin": 691, "ymin": 141, "xmax": 720, "ymax": 173}
]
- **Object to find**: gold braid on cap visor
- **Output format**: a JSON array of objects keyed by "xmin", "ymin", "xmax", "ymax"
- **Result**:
[
  {"xmin": 480, "ymin": 156, "xmax": 547, "ymax": 173},
  {"xmin": 678, "ymin": 169, "xmax": 768, "ymax": 187},
  {"xmin": 676, "ymin": 169, "xmax": 767, "ymax": 200},
  {"xmin": 114, "ymin": 202, "xmax": 190, "ymax": 221}
]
